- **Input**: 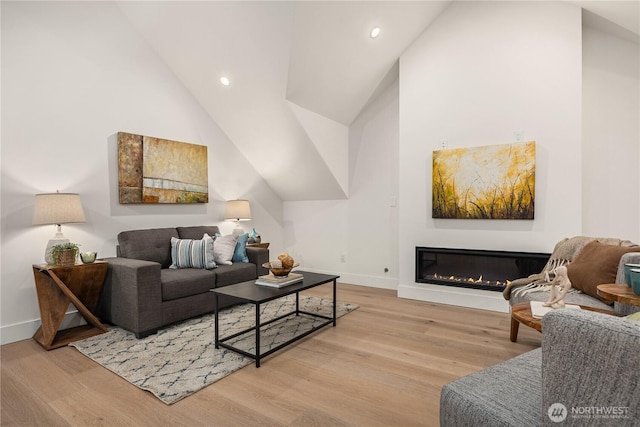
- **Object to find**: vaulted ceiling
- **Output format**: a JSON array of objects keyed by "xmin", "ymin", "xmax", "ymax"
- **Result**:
[{"xmin": 116, "ymin": 1, "xmax": 639, "ymax": 201}]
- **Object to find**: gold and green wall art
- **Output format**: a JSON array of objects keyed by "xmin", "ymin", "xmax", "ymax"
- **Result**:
[
  {"xmin": 118, "ymin": 132, "xmax": 209, "ymax": 204},
  {"xmin": 432, "ymin": 141, "xmax": 535, "ymax": 220}
]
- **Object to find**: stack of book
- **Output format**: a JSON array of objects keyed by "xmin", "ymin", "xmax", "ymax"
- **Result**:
[{"xmin": 255, "ymin": 272, "xmax": 303, "ymax": 288}]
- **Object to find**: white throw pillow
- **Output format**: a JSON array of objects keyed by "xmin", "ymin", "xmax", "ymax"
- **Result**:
[{"xmin": 211, "ymin": 233, "xmax": 237, "ymax": 266}]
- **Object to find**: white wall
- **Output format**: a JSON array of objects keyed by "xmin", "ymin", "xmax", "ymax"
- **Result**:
[
  {"xmin": 283, "ymin": 79, "xmax": 399, "ymax": 288},
  {"xmin": 0, "ymin": 1, "xmax": 283, "ymax": 344},
  {"xmin": 398, "ymin": 1, "xmax": 584, "ymax": 312},
  {"xmin": 582, "ymin": 25, "xmax": 640, "ymax": 242}
]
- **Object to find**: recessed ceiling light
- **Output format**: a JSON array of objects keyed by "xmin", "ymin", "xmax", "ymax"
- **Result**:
[
  {"xmin": 220, "ymin": 76, "xmax": 230, "ymax": 86},
  {"xmin": 370, "ymin": 27, "xmax": 381, "ymax": 38}
]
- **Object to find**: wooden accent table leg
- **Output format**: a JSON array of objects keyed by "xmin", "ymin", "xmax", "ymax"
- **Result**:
[
  {"xmin": 32, "ymin": 263, "xmax": 108, "ymax": 350},
  {"xmin": 47, "ymin": 270, "xmax": 107, "ymax": 332}
]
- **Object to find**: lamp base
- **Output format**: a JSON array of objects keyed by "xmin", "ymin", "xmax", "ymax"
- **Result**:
[{"xmin": 232, "ymin": 225, "xmax": 245, "ymax": 236}]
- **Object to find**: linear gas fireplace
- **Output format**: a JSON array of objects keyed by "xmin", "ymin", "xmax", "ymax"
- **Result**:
[{"xmin": 415, "ymin": 247, "xmax": 550, "ymax": 292}]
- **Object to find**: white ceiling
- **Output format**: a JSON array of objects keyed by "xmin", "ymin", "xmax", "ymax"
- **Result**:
[
  {"xmin": 117, "ymin": 1, "xmax": 639, "ymax": 202},
  {"xmin": 286, "ymin": 1, "xmax": 450, "ymax": 125}
]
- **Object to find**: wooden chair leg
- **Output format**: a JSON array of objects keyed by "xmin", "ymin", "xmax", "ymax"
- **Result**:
[{"xmin": 510, "ymin": 316, "xmax": 520, "ymax": 342}]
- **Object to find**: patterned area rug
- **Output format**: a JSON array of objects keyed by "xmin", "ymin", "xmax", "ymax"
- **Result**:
[{"xmin": 70, "ymin": 295, "xmax": 358, "ymax": 404}]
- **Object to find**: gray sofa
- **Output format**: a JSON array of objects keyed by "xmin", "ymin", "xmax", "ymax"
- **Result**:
[
  {"xmin": 98, "ymin": 225, "xmax": 269, "ymax": 338},
  {"xmin": 440, "ymin": 310, "xmax": 640, "ymax": 426}
]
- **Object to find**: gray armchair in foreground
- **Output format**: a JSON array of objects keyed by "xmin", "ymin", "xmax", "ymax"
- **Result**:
[{"xmin": 440, "ymin": 309, "xmax": 640, "ymax": 427}]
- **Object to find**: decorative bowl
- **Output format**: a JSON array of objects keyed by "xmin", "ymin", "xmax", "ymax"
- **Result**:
[
  {"xmin": 624, "ymin": 264, "xmax": 640, "ymax": 287},
  {"xmin": 262, "ymin": 262, "xmax": 299, "ymax": 277},
  {"xmin": 81, "ymin": 252, "xmax": 97, "ymax": 264}
]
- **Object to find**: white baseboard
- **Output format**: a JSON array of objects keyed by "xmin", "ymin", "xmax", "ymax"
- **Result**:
[
  {"xmin": 300, "ymin": 268, "xmax": 397, "ymax": 290},
  {"xmin": 1, "ymin": 310, "xmax": 85, "ymax": 345},
  {"xmin": 398, "ymin": 282, "xmax": 509, "ymax": 313}
]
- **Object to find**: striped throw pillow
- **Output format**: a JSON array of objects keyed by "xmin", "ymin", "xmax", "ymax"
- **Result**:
[{"xmin": 169, "ymin": 235, "xmax": 216, "ymax": 269}]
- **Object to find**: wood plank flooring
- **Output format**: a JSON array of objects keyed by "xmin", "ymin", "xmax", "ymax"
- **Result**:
[{"xmin": 1, "ymin": 284, "xmax": 541, "ymax": 427}]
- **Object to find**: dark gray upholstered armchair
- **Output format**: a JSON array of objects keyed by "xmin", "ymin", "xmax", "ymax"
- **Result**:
[
  {"xmin": 440, "ymin": 310, "xmax": 640, "ymax": 426},
  {"xmin": 504, "ymin": 237, "xmax": 640, "ymax": 315},
  {"xmin": 98, "ymin": 225, "xmax": 269, "ymax": 338}
]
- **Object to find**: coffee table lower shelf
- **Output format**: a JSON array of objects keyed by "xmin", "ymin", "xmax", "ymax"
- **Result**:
[
  {"xmin": 210, "ymin": 271, "xmax": 339, "ymax": 367},
  {"xmin": 217, "ymin": 305, "xmax": 334, "ymax": 367}
]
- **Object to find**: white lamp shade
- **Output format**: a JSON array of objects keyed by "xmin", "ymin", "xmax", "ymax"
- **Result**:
[
  {"xmin": 225, "ymin": 199, "xmax": 251, "ymax": 221},
  {"xmin": 33, "ymin": 193, "xmax": 86, "ymax": 225}
]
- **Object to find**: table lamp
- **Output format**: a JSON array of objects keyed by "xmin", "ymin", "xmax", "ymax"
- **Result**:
[
  {"xmin": 33, "ymin": 191, "xmax": 86, "ymax": 264},
  {"xmin": 225, "ymin": 199, "xmax": 251, "ymax": 236}
]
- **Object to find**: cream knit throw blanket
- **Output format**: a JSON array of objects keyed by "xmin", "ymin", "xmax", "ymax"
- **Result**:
[{"xmin": 503, "ymin": 236, "xmax": 636, "ymax": 300}]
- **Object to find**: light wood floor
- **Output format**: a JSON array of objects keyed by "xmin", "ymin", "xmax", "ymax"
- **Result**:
[{"xmin": 1, "ymin": 284, "xmax": 540, "ymax": 427}]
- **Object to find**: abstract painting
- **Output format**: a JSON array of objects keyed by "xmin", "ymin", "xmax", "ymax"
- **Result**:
[
  {"xmin": 432, "ymin": 141, "xmax": 535, "ymax": 219},
  {"xmin": 118, "ymin": 132, "xmax": 208, "ymax": 204}
]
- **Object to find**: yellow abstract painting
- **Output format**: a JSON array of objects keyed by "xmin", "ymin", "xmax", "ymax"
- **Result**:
[
  {"xmin": 432, "ymin": 141, "xmax": 535, "ymax": 219},
  {"xmin": 118, "ymin": 132, "xmax": 208, "ymax": 204}
]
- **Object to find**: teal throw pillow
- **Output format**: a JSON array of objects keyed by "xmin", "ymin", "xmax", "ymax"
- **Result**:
[
  {"xmin": 232, "ymin": 233, "xmax": 250, "ymax": 263},
  {"xmin": 169, "ymin": 235, "xmax": 216, "ymax": 269}
]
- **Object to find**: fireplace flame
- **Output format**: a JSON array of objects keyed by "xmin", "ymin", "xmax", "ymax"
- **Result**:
[{"xmin": 430, "ymin": 273, "xmax": 508, "ymax": 288}]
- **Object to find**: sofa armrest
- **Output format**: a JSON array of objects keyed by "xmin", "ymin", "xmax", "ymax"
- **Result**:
[
  {"xmin": 98, "ymin": 257, "xmax": 163, "ymax": 338},
  {"xmin": 617, "ymin": 252, "xmax": 640, "ymax": 284},
  {"xmin": 542, "ymin": 310, "xmax": 640, "ymax": 424},
  {"xmin": 246, "ymin": 246, "xmax": 269, "ymax": 276}
]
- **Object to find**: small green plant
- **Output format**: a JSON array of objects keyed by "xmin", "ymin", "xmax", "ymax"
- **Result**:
[{"xmin": 49, "ymin": 242, "xmax": 80, "ymax": 265}]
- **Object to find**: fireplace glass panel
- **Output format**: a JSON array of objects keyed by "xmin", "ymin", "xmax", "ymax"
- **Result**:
[{"xmin": 415, "ymin": 247, "xmax": 550, "ymax": 292}]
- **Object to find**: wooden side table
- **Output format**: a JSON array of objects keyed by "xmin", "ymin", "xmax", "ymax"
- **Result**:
[
  {"xmin": 247, "ymin": 242, "xmax": 269, "ymax": 249},
  {"xmin": 597, "ymin": 283, "xmax": 640, "ymax": 307},
  {"xmin": 32, "ymin": 262, "xmax": 109, "ymax": 350},
  {"xmin": 510, "ymin": 302, "xmax": 615, "ymax": 342}
]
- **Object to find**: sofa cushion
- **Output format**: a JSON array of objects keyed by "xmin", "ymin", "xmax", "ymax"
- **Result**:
[
  {"xmin": 161, "ymin": 268, "xmax": 217, "ymax": 301},
  {"xmin": 118, "ymin": 228, "xmax": 178, "ymax": 268},
  {"xmin": 509, "ymin": 287, "xmax": 613, "ymax": 310},
  {"xmin": 214, "ymin": 263, "xmax": 256, "ymax": 287},
  {"xmin": 169, "ymin": 236, "xmax": 216, "ymax": 269},
  {"xmin": 177, "ymin": 226, "xmax": 220, "ymax": 240},
  {"xmin": 566, "ymin": 241, "xmax": 640, "ymax": 302},
  {"xmin": 440, "ymin": 349, "xmax": 542, "ymax": 427},
  {"xmin": 212, "ymin": 234, "xmax": 238, "ymax": 265}
]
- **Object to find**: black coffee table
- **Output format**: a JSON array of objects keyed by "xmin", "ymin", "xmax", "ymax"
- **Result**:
[{"xmin": 210, "ymin": 270, "xmax": 339, "ymax": 367}]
